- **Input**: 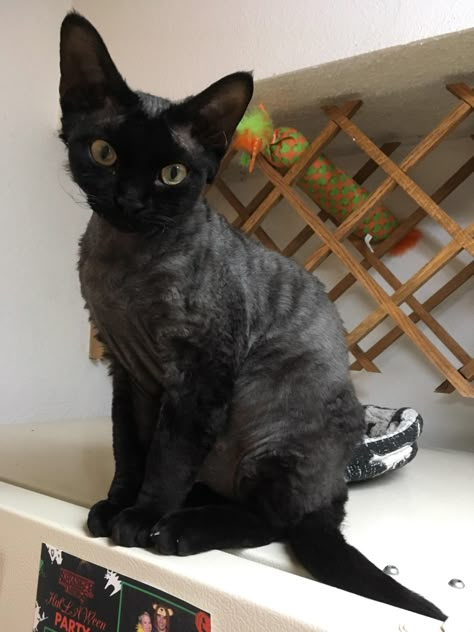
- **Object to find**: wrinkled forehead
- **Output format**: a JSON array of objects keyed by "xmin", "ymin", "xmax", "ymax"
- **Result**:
[
  {"xmin": 66, "ymin": 91, "xmax": 171, "ymax": 137},
  {"xmin": 136, "ymin": 92, "xmax": 197, "ymax": 150},
  {"xmin": 137, "ymin": 93, "xmax": 202, "ymax": 156}
]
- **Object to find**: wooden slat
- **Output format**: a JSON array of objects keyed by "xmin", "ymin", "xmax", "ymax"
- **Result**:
[
  {"xmin": 354, "ymin": 246, "xmax": 471, "ymax": 366},
  {"xmin": 89, "ymin": 325, "xmax": 104, "ymax": 361},
  {"xmin": 214, "ymin": 178, "xmax": 248, "ymax": 217},
  {"xmin": 256, "ymin": 154, "xmax": 474, "ymax": 396},
  {"xmin": 349, "ymin": 342, "xmax": 381, "ymax": 373},
  {"xmin": 346, "ymin": 224, "xmax": 474, "ymax": 347},
  {"xmin": 436, "ymin": 358, "xmax": 474, "ymax": 394},
  {"xmin": 329, "ymin": 157, "xmax": 474, "ymax": 301},
  {"xmin": 214, "ymin": 179, "xmax": 280, "ymax": 251},
  {"xmin": 254, "ymin": 229, "xmax": 280, "ymax": 252},
  {"xmin": 240, "ymin": 101, "xmax": 362, "ymax": 236},
  {"xmin": 352, "ymin": 142, "xmax": 401, "ymax": 184},
  {"xmin": 351, "ymin": 263, "xmax": 474, "ymax": 369},
  {"xmin": 325, "ymin": 105, "xmax": 474, "ymax": 254},
  {"xmin": 282, "ymin": 225, "xmax": 315, "ymax": 257},
  {"xmin": 447, "ymin": 83, "xmax": 474, "ymax": 108},
  {"xmin": 461, "ymin": 359, "xmax": 474, "ymax": 380},
  {"xmin": 233, "ymin": 182, "xmax": 275, "ymax": 228},
  {"xmin": 434, "ymin": 379, "xmax": 457, "ymax": 394},
  {"xmin": 304, "ymin": 98, "xmax": 473, "ymax": 271}
]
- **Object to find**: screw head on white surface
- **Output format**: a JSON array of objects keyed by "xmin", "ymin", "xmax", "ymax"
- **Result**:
[
  {"xmin": 448, "ymin": 578, "xmax": 465, "ymax": 589},
  {"xmin": 383, "ymin": 565, "xmax": 399, "ymax": 576}
]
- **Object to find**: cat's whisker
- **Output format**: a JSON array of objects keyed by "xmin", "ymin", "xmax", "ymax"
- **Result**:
[{"xmin": 57, "ymin": 168, "xmax": 91, "ymax": 209}]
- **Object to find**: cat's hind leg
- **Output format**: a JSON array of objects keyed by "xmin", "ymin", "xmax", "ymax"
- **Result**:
[{"xmin": 226, "ymin": 368, "xmax": 446, "ymax": 621}]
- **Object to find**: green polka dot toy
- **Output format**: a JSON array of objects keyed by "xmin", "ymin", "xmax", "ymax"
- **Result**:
[
  {"xmin": 235, "ymin": 109, "xmax": 421, "ymax": 255},
  {"xmin": 266, "ymin": 127, "xmax": 400, "ymax": 244}
]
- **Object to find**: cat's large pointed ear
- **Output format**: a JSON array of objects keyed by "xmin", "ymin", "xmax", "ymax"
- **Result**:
[
  {"xmin": 59, "ymin": 11, "xmax": 136, "ymax": 114},
  {"xmin": 169, "ymin": 72, "xmax": 254, "ymax": 158}
]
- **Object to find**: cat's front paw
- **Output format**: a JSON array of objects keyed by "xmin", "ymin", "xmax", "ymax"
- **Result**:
[
  {"xmin": 110, "ymin": 506, "xmax": 158, "ymax": 548},
  {"xmin": 151, "ymin": 509, "xmax": 206, "ymax": 556},
  {"xmin": 87, "ymin": 499, "xmax": 124, "ymax": 537}
]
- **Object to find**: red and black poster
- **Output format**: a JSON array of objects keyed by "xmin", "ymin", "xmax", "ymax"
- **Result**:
[{"xmin": 33, "ymin": 543, "xmax": 211, "ymax": 632}]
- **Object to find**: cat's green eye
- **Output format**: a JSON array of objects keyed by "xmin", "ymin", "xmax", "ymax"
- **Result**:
[
  {"xmin": 90, "ymin": 139, "xmax": 117, "ymax": 167},
  {"xmin": 161, "ymin": 164, "xmax": 187, "ymax": 186}
]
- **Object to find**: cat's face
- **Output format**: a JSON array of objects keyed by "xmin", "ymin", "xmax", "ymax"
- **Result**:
[{"xmin": 59, "ymin": 12, "xmax": 253, "ymax": 233}]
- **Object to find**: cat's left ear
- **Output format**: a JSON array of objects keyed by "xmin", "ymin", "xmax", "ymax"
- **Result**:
[
  {"xmin": 169, "ymin": 72, "xmax": 254, "ymax": 159},
  {"xmin": 59, "ymin": 11, "xmax": 136, "ymax": 115}
]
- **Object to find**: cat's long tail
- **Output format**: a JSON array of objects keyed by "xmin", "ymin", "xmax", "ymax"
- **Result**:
[{"xmin": 288, "ymin": 507, "xmax": 446, "ymax": 621}]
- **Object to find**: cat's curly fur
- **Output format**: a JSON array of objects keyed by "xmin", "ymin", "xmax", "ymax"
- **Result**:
[{"xmin": 58, "ymin": 11, "xmax": 445, "ymax": 621}]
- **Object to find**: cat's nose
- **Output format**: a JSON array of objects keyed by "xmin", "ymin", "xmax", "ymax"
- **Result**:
[{"xmin": 114, "ymin": 193, "xmax": 147, "ymax": 213}]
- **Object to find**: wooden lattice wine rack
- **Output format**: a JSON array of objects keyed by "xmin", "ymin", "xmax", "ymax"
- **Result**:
[
  {"xmin": 208, "ymin": 83, "xmax": 474, "ymax": 398},
  {"xmin": 89, "ymin": 83, "xmax": 473, "ymax": 398}
]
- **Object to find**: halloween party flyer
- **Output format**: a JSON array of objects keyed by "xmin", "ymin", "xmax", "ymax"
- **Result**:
[{"xmin": 33, "ymin": 543, "xmax": 211, "ymax": 632}]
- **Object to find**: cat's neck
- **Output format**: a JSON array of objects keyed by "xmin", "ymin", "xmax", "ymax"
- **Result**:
[
  {"xmin": 86, "ymin": 214, "xmax": 144, "ymax": 258},
  {"xmin": 83, "ymin": 200, "xmax": 212, "ymax": 261}
]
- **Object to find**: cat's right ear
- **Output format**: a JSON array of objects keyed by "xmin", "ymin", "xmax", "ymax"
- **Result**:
[
  {"xmin": 168, "ymin": 72, "xmax": 254, "ymax": 161},
  {"xmin": 59, "ymin": 11, "xmax": 136, "ymax": 115}
]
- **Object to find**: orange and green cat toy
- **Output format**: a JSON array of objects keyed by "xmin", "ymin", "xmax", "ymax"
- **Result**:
[{"xmin": 235, "ymin": 106, "xmax": 421, "ymax": 255}]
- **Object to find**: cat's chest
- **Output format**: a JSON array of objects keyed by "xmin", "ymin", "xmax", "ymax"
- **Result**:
[
  {"xmin": 82, "ymin": 251, "xmax": 146, "ymax": 312},
  {"xmin": 80, "ymin": 247, "xmax": 187, "ymax": 337},
  {"xmin": 79, "ymin": 230, "xmax": 193, "ymax": 391}
]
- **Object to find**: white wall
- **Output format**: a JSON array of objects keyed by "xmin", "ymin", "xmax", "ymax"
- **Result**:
[
  {"xmin": 73, "ymin": 0, "xmax": 474, "ymax": 98},
  {"xmin": 0, "ymin": 1, "xmax": 111, "ymax": 423}
]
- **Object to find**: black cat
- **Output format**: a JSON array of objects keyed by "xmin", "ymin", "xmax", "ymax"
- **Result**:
[{"xmin": 59, "ymin": 12, "xmax": 445, "ymax": 621}]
